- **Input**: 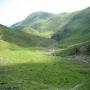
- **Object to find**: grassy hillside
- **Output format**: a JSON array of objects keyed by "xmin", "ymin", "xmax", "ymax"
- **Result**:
[
  {"xmin": 52, "ymin": 7, "xmax": 90, "ymax": 47},
  {"xmin": 0, "ymin": 24, "xmax": 57, "ymax": 49},
  {"xmin": 54, "ymin": 41, "xmax": 90, "ymax": 56},
  {"xmin": 44, "ymin": 13, "xmax": 70, "ymax": 32},
  {"xmin": 11, "ymin": 11, "xmax": 54, "ymax": 31}
]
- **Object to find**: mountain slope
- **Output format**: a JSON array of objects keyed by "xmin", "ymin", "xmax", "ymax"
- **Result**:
[
  {"xmin": 52, "ymin": 7, "xmax": 90, "ymax": 47},
  {"xmin": 0, "ymin": 24, "xmax": 57, "ymax": 49},
  {"xmin": 11, "ymin": 11, "xmax": 73, "ymax": 38},
  {"xmin": 55, "ymin": 41, "xmax": 90, "ymax": 56},
  {"xmin": 11, "ymin": 11, "xmax": 54, "ymax": 32}
]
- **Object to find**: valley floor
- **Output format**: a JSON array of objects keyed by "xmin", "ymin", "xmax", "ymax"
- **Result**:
[{"xmin": 0, "ymin": 49, "xmax": 90, "ymax": 90}]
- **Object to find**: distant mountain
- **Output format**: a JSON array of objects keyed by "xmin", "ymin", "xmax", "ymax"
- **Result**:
[
  {"xmin": 0, "ymin": 24, "xmax": 57, "ymax": 49},
  {"xmin": 11, "ymin": 11, "xmax": 54, "ymax": 31},
  {"xmin": 11, "ymin": 7, "xmax": 90, "ymax": 49},
  {"xmin": 52, "ymin": 7, "xmax": 90, "ymax": 47},
  {"xmin": 11, "ymin": 11, "xmax": 72, "ymax": 37}
]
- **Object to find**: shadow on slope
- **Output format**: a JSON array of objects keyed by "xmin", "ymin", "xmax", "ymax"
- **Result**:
[{"xmin": 52, "ymin": 7, "xmax": 90, "ymax": 47}]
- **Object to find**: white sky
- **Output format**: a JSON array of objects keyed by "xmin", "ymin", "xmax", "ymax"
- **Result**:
[{"xmin": 0, "ymin": 0, "xmax": 90, "ymax": 26}]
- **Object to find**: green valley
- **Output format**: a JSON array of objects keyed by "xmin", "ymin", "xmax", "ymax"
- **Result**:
[{"xmin": 0, "ymin": 6, "xmax": 90, "ymax": 90}]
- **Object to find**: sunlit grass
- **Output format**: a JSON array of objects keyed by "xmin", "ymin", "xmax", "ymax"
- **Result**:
[{"xmin": 0, "ymin": 49, "xmax": 90, "ymax": 90}]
